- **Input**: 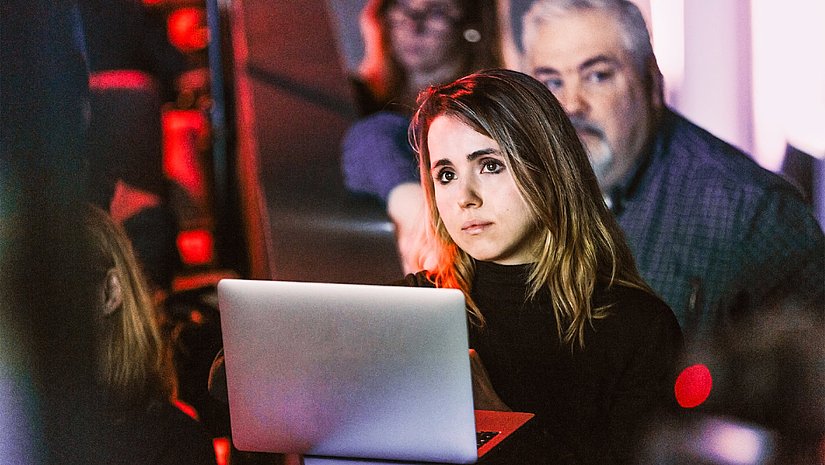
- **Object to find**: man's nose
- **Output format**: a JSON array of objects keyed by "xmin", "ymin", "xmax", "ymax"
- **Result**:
[{"xmin": 558, "ymin": 82, "xmax": 588, "ymax": 117}]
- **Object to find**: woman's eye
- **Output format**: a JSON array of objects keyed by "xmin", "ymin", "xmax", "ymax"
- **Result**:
[
  {"xmin": 427, "ymin": 8, "xmax": 448, "ymax": 21},
  {"xmin": 481, "ymin": 159, "xmax": 503, "ymax": 174},
  {"xmin": 436, "ymin": 170, "xmax": 456, "ymax": 184}
]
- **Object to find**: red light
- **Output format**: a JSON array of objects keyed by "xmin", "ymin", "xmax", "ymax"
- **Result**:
[
  {"xmin": 189, "ymin": 309, "xmax": 204, "ymax": 325},
  {"xmin": 162, "ymin": 109, "xmax": 209, "ymax": 205},
  {"xmin": 167, "ymin": 8, "xmax": 208, "ymax": 53},
  {"xmin": 213, "ymin": 437, "xmax": 231, "ymax": 465},
  {"xmin": 675, "ymin": 363, "xmax": 713, "ymax": 408},
  {"xmin": 89, "ymin": 70, "xmax": 154, "ymax": 90},
  {"xmin": 177, "ymin": 229, "xmax": 214, "ymax": 266},
  {"xmin": 173, "ymin": 399, "xmax": 199, "ymax": 421}
]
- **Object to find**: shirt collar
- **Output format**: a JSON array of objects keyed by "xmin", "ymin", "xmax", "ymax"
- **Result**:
[{"xmin": 605, "ymin": 109, "xmax": 673, "ymax": 214}]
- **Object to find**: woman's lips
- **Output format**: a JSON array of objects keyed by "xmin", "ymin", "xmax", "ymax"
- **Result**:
[{"xmin": 461, "ymin": 220, "xmax": 492, "ymax": 235}]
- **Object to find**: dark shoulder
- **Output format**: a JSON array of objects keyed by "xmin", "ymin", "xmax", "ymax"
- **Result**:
[
  {"xmin": 152, "ymin": 402, "xmax": 218, "ymax": 465},
  {"xmin": 103, "ymin": 400, "xmax": 217, "ymax": 465},
  {"xmin": 585, "ymin": 284, "xmax": 684, "ymax": 367},
  {"xmin": 595, "ymin": 284, "xmax": 681, "ymax": 338},
  {"xmin": 664, "ymin": 109, "xmax": 800, "ymax": 198}
]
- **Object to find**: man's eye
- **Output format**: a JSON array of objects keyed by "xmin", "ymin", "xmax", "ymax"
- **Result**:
[
  {"xmin": 481, "ymin": 159, "xmax": 503, "ymax": 174},
  {"xmin": 436, "ymin": 170, "xmax": 456, "ymax": 184},
  {"xmin": 586, "ymin": 69, "xmax": 614, "ymax": 83},
  {"xmin": 542, "ymin": 77, "xmax": 563, "ymax": 92}
]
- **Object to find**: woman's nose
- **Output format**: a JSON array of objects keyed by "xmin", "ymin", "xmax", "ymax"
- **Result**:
[{"xmin": 458, "ymin": 178, "xmax": 481, "ymax": 208}]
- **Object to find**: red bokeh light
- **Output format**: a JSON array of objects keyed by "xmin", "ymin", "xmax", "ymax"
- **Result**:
[
  {"xmin": 189, "ymin": 309, "xmax": 204, "ymax": 325},
  {"xmin": 674, "ymin": 363, "xmax": 713, "ymax": 408},
  {"xmin": 167, "ymin": 7, "xmax": 208, "ymax": 53},
  {"xmin": 177, "ymin": 229, "xmax": 214, "ymax": 266},
  {"xmin": 173, "ymin": 399, "xmax": 199, "ymax": 421},
  {"xmin": 89, "ymin": 70, "xmax": 154, "ymax": 90},
  {"xmin": 213, "ymin": 437, "xmax": 231, "ymax": 465},
  {"xmin": 162, "ymin": 109, "xmax": 209, "ymax": 205}
]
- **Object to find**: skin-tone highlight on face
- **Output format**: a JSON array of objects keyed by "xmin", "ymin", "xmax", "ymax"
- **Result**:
[
  {"xmin": 525, "ymin": 9, "xmax": 656, "ymax": 192},
  {"xmin": 427, "ymin": 115, "xmax": 539, "ymax": 265}
]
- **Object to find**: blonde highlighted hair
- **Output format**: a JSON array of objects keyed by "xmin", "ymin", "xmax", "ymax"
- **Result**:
[{"xmin": 411, "ymin": 69, "xmax": 651, "ymax": 346}]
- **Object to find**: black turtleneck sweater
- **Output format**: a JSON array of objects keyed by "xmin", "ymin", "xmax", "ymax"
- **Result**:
[{"xmin": 404, "ymin": 261, "xmax": 682, "ymax": 464}]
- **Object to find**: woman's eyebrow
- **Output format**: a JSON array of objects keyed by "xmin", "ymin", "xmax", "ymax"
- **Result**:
[
  {"xmin": 431, "ymin": 148, "xmax": 500, "ymax": 170},
  {"xmin": 431, "ymin": 158, "xmax": 452, "ymax": 170},
  {"xmin": 466, "ymin": 148, "xmax": 500, "ymax": 161}
]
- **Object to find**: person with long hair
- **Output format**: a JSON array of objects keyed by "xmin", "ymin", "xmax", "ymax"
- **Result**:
[
  {"xmin": 405, "ymin": 68, "xmax": 682, "ymax": 464},
  {"xmin": 342, "ymin": 0, "xmax": 517, "ymax": 274},
  {"xmin": 85, "ymin": 205, "xmax": 216, "ymax": 464}
]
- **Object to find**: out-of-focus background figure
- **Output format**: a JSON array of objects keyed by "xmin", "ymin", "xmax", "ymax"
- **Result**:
[
  {"xmin": 84, "ymin": 205, "xmax": 217, "ymax": 464},
  {"xmin": 341, "ymin": 0, "xmax": 517, "ymax": 273},
  {"xmin": 638, "ymin": 298, "xmax": 824, "ymax": 465}
]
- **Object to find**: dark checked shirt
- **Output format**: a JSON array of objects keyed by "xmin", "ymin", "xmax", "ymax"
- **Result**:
[{"xmin": 611, "ymin": 109, "xmax": 825, "ymax": 341}]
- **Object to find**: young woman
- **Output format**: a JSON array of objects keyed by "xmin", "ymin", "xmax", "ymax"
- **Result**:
[
  {"xmin": 85, "ymin": 205, "xmax": 217, "ymax": 464},
  {"xmin": 342, "ymin": 0, "xmax": 517, "ymax": 274},
  {"xmin": 406, "ymin": 68, "xmax": 683, "ymax": 464}
]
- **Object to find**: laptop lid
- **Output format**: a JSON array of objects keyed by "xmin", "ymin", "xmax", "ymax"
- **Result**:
[{"xmin": 218, "ymin": 279, "xmax": 479, "ymax": 463}]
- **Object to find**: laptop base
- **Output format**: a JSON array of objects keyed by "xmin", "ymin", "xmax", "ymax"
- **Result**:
[{"xmin": 302, "ymin": 411, "xmax": 535, "ymax": 465}]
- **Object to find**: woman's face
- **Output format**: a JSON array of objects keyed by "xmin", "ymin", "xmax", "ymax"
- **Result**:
[
  {"xmin": 386, "ymin": 0, "xmax": 463, "ymax": 74},
  {"xmin": 427, "ymin": 115, "xmax": 539, "ymax": 265}
]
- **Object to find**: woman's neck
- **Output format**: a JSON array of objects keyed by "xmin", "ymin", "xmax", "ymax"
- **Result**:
[
  {"xmin": 471, "ymin": 260, "xmax": 534, "ymax": 304},
  {"xmin": 473, "ymin": 260, "xmax": 531, "ymax": 286}
]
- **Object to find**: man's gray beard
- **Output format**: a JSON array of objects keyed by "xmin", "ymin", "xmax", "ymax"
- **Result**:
[
  {"xmin": 583, "ymin": 136, "xmax": 613, "ymax": 191},
  {"xmin": 569, "ymin": 116, "xmax": 613, "ymax": 191}
]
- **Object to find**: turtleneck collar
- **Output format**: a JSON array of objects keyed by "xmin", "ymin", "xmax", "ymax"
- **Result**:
[{"xmin": 472, "ymin": 260, "xmax": 533, "ymax": 296}]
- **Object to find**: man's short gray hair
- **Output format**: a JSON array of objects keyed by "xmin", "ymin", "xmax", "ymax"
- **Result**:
[{"xmin": 522, "ymin": 0, "xmax": 655, "ymax": 77}]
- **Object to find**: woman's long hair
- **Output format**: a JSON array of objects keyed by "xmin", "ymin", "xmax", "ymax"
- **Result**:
[
  {"xmin": 84, "ymin": 205, "xmax": 176, "ymax": 409},
  {"xmin": 358, "ymin": 0, "xmax": 505, "ymax": 111},
  {"xmin": 411, "ymin": 68, "xmax": 650, "ymax": 347}
]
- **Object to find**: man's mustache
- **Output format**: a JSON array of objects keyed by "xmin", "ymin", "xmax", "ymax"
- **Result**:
[{"xmin": 568, "ymin": 116, "xmax": 606, "ymax": 140}]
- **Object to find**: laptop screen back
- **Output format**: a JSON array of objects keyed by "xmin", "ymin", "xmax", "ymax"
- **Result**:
[{"xmin": 218, "ymin": 279, "xmax": 479, "ymax": 463}]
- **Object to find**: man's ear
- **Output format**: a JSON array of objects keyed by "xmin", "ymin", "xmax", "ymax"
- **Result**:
[
  {"xmin": 103, "ymin": 268, "xmax": 123, "ymax": 316},
  {"xmin": 647, "ymin": 56, "xmax": 665, "ymax": 110}
]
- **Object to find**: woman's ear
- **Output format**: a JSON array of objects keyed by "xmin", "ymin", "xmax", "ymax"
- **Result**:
[{"xmin": 103, "ymin": 268, "xmax": 123, "ymax": 316}]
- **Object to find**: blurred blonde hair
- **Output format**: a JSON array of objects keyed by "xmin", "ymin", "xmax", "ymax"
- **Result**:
[
  {"xmin": 84, "ymin": 205, "xmax": 175, "ymax": 409},
  {"xmin": 411, "ymin": 69, "xmax": 651, "ymax": 347}
]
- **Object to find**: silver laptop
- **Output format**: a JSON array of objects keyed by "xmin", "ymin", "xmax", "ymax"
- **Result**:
[{"xmin": 217, "ymin": 279, "xmax": 532, "ymax": 463}]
